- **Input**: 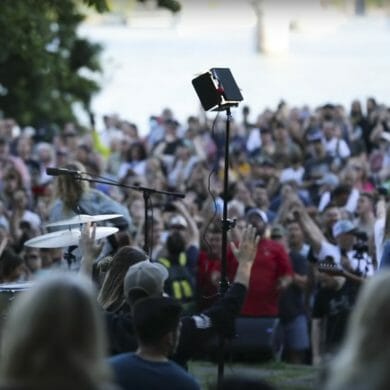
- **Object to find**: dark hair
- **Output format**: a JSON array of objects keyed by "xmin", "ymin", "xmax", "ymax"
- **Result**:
[
  {"xmin": 126, "ymin": 142, "xmax": 147, "ymax": 162},
  {"xmin": 166, "ymin": 232, "xmax": 186, "ymax": 256},
  {"xmin": 133, "ymin": 297, "xmax": 182, "ymax": 346},
  {"xmin": 332, "ymin": 184, "xmax": 351, "ymax": 198},
  {"xmin": 0, "ymin": 249, "xmax": 23, "ymax": 279}
]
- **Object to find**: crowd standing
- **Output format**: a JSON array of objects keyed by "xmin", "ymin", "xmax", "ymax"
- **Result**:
[{"xmin": 0, "ymin": 98, "xmax": 389, "ymax": 388}]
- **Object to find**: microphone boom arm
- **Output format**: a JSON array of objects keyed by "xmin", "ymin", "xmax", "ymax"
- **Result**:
[{"xmin": 73, "ymin": 174, "xmax": 185, "ymax": 255}]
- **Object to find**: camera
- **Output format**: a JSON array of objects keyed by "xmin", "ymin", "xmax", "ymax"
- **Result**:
[{"xmin": 352, "ymin": 231, "xmax": 369, "ymax": 259}]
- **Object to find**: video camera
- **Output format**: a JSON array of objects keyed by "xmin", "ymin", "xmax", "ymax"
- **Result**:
[{"xmin": 352, "ymin": 231, "xmax": 369, "ymax": 259}]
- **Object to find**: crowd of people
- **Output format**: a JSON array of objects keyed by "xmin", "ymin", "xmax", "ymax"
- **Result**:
[{"xmin": 0, "ymin": 97, "xmax": 390, "ymax": 388}]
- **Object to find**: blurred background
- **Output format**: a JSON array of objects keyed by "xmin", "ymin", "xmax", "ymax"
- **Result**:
[
  {"xmin": 80, "ymin": 0, "xmax": 390, "ymax": 133},
  {"xmin": 2, "ymin": 0, "xmax": 390, "ymax": 134}
]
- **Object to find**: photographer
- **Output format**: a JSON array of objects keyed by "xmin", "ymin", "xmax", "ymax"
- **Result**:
[
  {"xmin": 292, "ymin": 202, "xmax": 374, "ymax": 282},
  {"xmin": 311, "ymin": 223, "xmax": 373, "ymax": 364},
  {"xmin": 292, "ymin": 206, "xmax": 374, "ymax": 364}
]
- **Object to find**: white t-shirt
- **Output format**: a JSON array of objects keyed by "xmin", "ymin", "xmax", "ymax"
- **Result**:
[
  {"xmin": 325, "ymin": 137, "xmax": 351, "ymax": 159},
  {"xmin": 318, "ymin": 241, "xmax": 342, "ymax": 264},
  {"xmin": 246, "ymin": 128, "xmax": 261, "ymax": 153}
]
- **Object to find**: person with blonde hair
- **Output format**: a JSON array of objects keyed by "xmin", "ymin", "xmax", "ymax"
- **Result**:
[
  {"xmin": 0, "ymin": 273, "xmax": 117, "ymax": 390},
  {"xmin": 49, "ymin": 161, "xmax": 131, "ymax": 231},
  {"xmin": 325, "ymin": 271, "xmax": 390, "ymax": 390},
  {"xmin": 48, "ymin": 161, "xmax": 132, "ymax": 269}
]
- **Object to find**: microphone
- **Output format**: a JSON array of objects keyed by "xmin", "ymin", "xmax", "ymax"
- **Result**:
[
  {"xmin": 46, "ymin": 167, "xmax": 82, "ymax": 177},
  {"xmin": 210, "ymin": 68, "xmax": 224, "ymax": 95}
]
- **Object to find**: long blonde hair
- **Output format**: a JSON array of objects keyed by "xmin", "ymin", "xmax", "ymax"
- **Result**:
[
  {"xmin": 55, "ymin": 161, "xmax": 89, "ymax": 212},
  {"xmin": 0, "ymin": 273, "xmax": 112, "ymax": 390},
  {"xmin": 325, "ymin": 271, "xmax": 390, "ymax": 390}
]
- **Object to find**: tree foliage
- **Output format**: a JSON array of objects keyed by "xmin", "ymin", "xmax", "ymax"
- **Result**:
[
  {"xmin": 0, "ymin": 0, "xmax": 107, "ymax": 127},
  {"xmin": 138, "ymin": 0, "xmax": 181, "ymax": 13},
  {"xmin": 0, "ymin": 0, "xmax": 181, "ymax": 128}
]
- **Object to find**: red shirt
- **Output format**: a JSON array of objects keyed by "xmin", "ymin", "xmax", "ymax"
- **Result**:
[
  {"xmin": 241, "ymin": 238, "xmax": 293, "ymax": 317},
  {"xmin": 197, "ymin": 248, "xmax": 238, "ymax": 310}
]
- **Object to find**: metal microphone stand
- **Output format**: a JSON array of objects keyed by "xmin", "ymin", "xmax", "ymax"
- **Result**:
[
  {"xmin": 74, "ymin": 175, "xmax": 185, "ymax": 256},
  {"xmin": 192, "ymin": 67, "xmax": 243, "ymax": 386},
  {"xmin": 217, "ymin": 106, "xmax": 237, "ymax": 384}
]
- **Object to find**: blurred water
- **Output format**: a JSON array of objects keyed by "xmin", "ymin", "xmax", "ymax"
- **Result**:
[{"xmin": 79, "ymin": 8, "xmax": 390, "ymax": 134}]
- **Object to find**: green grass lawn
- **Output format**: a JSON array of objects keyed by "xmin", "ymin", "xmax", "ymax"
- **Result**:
[{"xmin": 189, "ymin": 360, "xmax": 320, "ymax": 390}]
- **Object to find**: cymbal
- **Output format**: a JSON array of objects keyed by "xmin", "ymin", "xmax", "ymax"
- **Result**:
[
  {"xmin": 0, "ymin": 282, "xmax": 34, "ymax": 291},
  {"xmin": 24, "ymin": 227, "xmax": 119, "ymax": 248},
  {"xmin": 45, "ymin": 214, "xmax": 122, "ymax": 228}
]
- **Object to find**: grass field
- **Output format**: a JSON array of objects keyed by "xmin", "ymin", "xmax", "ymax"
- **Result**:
[{"xmin": 189, "ymin": 360, "xmax": 320, "ymax": 390}]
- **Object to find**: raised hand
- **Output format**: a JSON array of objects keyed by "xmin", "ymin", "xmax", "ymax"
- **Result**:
[
  {"xmin": 230, "ymin": 224, "xmax": 259, "ymax": 266},
  {"xmin": 79, "ymin": 222, "xmax": 104, "ymax": 261},
  {"xmin": 230, "ymin": 225, "xmax": 259, "ymax": 288}
]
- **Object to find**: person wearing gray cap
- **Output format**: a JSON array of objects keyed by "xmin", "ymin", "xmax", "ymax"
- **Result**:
[{"xmin": 105, "ymin": 225, "xmax": 259, "ymax": 369}]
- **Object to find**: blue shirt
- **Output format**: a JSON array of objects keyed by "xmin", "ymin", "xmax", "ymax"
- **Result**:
[
  {"xmin": 109, "ymin": 352, "xmax": 200, "ymax": 390},
  {"xmin": 49, "ymin": 188, "xmax": 132, "ymax": 231}
]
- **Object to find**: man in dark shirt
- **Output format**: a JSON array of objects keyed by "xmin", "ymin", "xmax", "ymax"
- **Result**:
[
  {"xmin": 109, "ymin": 297, "xmax": 200, "ymax": 390},
  {"xmin": 312, "ymin": 277, "xmax": 355, "ymax": 357}
]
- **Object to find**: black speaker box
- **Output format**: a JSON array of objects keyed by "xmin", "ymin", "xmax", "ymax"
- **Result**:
[
  {"xmin": 195, "ymin": 317, "xmax": 280, "ymax": 362},
  {"xmin": 192, "ymin": 68, "xmax": 243, "ymax": 111}
]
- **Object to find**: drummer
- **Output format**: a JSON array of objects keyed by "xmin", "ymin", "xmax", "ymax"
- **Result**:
[
  {"xmin": 47, "ymin": 162, "xmax": 132, "ymax": 268},
  {"xmin": 48, "ymin": 161, "xmax": 132, "ymax": 232}
]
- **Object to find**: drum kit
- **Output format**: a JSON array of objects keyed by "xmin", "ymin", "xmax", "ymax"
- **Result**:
[{"xmin": 0, "ymin": 214, "xmax": 122, "ymax": 324}]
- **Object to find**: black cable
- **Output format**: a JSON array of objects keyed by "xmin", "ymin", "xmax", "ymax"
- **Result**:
[{"xmin": 202, "ymin": 111, "xmax": 221, "ymax": 254}]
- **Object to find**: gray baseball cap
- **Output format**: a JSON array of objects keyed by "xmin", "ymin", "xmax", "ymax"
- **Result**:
[{"xmin": 124, "ymin": 260, "xmax": 168, "ymax": 298}]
